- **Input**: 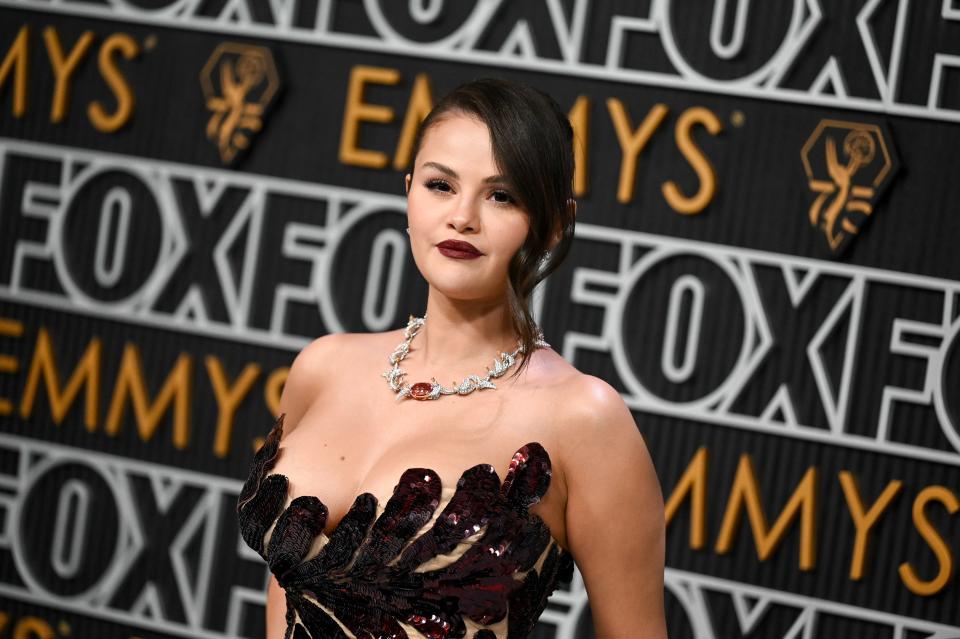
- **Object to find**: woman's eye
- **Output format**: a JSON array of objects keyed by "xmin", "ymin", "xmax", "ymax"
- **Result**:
[
  {"xmin": 425, "ymin": 179, "xmax": 452, "ymax": 193},
  {"xmin": 492, "ymin": 190, "xmax": 515, "ymax": 205}
]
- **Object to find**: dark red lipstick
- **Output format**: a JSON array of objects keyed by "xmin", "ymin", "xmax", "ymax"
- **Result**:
[{"xmin": 437, "ymin": 239, "xmax": 483, "ymax": 259}]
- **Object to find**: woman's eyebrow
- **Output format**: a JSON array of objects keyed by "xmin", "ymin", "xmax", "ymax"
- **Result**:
[
  {"xmin": 421, "ymin": 161, "xmax": 457, "ymax": 178},
  {"xmin": 420, "ymin": 161, "xmax": 507, "ymax": 184}
]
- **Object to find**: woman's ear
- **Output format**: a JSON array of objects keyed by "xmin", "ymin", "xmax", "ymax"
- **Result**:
[{"xmin": 404, "ymin": 173, "xmax": 412, "ymax": 195}]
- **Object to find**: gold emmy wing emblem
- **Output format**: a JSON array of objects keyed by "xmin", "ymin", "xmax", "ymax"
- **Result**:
[
  {"xmin": 200, "ymin": 43, "xmax": 280, "ymax": 164},
  {"xmin": 800, "ymin": 120, "xmax": 896, "ymax": 255}
]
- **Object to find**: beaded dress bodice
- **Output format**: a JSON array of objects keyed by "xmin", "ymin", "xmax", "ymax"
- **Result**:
[{"xmin": 237, "ymin": 413, "xmax": 575, "ymax": 639}]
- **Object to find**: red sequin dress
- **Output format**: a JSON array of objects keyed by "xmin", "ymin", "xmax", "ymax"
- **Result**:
[{"xmin": 237, "ymin": 413, "xmax": 575, "ymax": 638}]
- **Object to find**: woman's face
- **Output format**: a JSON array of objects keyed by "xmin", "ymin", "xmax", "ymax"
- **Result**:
[{"xmin": 405, "ymin": 113, "xmax": 530, "ymax": 301}]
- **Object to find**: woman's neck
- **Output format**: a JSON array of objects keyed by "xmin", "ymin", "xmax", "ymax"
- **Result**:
[{"xmin": 415, "ymin": 294, "xmax": 519, "ymax": 371}]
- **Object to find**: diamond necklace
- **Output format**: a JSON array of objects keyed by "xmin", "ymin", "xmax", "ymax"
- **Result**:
[{"xmin": 382, "ymin": 312, "xmax": 549, "ymax": 401}]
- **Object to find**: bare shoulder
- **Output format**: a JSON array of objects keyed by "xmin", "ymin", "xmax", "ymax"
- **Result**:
[
  {"xmin": 277, "ymin": 331, "xmax": 391, "ymax": 437},
  {"xmin": 550, "ymin": 370, "xmax": 661, "ymax": 506},
  {"xmin": 286, "ymin": 330, "xmax": 396, "ymax": 380},
  {"xmin": 289, "ymin": 331, "xmax": 347, "ymax": 374},
  {"xmin": 552, "ymin": 372, "xmax": 667, "ymax": 635},
  {"xmin": 284, "ymin": 331, "xmax": 357, "ymax": 389},
  {"xmin": 551, "ymin": 371, "xmax": 642, "ymax": 448},
  {"xmin": 520, "ymin": 352, "xmax": 639, "ymax": 443}
]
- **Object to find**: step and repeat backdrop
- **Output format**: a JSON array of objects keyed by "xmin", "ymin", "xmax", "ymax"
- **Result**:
[{"xmin": 1, "ymin": 0, "xmax": 959, "ymax": 637}]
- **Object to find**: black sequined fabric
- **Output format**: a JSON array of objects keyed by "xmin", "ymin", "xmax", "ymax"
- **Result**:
[{"xmin": 237, "ymin": 413, "xmax": 575, "ymax": 638}]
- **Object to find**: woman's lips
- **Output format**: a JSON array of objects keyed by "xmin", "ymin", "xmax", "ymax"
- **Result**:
[
  {"xmin": 437, "ymin": 246, "xmax": 483, "ymax": 260},
  {"xmin": 436, "ymin": 240, "xmax": 483, "ymax": 260}
]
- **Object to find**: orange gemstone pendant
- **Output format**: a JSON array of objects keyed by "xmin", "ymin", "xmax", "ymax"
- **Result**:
[{"xmin": 410, "ymin": 382, "xmax": 433, "ymax": 400}]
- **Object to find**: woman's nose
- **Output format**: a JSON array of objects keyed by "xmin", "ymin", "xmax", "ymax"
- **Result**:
[{"xmin": 447, "ymin": 198, "xmax": 479, "ymax": 233}]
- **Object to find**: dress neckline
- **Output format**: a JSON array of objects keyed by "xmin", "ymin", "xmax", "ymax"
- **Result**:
[
  {"xmin": 253, "ymin": 414, "xmax": 568, "ymax": 554},
  {"xmin": 237, "ymin": 415, "xmax": 578, "ymax": 639}
]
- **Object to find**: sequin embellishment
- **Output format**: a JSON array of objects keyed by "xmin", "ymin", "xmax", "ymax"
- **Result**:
[{"xmin": 237, "ymin": 413, "xmax": 575, "ymax": 638}]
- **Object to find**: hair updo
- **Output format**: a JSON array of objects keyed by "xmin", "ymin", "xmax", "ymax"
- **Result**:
[{"xmin": 407, "ymin": 77, "xmax": 576, "ymax": 379}]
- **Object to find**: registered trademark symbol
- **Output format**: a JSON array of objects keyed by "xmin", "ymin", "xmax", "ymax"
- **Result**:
[
  {"xmin": 58, "ymin": 621, "xmax": 70, "ymax": 635},
  {"xmin": 730, "ymin": 110, "xmax": 745, "ymax": 127},
  {"xmin": 144, "ymin": 35, "xmax": 157, "ymax": 50}
]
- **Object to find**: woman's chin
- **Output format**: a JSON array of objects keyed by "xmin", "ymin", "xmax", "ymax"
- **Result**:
[{"xmin": 425, "ymin": 278, "xmax": 503, "ymax": 302}]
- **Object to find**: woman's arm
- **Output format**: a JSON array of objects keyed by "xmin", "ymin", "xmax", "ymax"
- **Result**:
[
  {"xmin": 263, "ymin": 332, "xmax": 343, "ymax": 637},
  {"xmin": 561, "ymin": 375, "xmax": 668, "ymax": 638},
  {"xmin": 266, "ymin": 575, "xmax": 287, "ymax": 639},
  {"xmin": 275, "ymin": 332, "xmax": 343, "ymax": 435}
]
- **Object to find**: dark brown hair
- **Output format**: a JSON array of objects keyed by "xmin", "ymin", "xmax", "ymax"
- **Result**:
[{"xmin": 407, "ymin": 77, "xmax": 576, "ymax": 379}]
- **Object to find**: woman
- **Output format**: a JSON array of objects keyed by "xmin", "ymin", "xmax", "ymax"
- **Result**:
[{"xmin": 237, "ymin": 78, "xmax": 667, "ymax": 638}]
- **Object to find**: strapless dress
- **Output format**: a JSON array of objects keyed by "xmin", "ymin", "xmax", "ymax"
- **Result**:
[{"xmin": 237, "ymin": 413, "xmax": 575, "ymax": 639}]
